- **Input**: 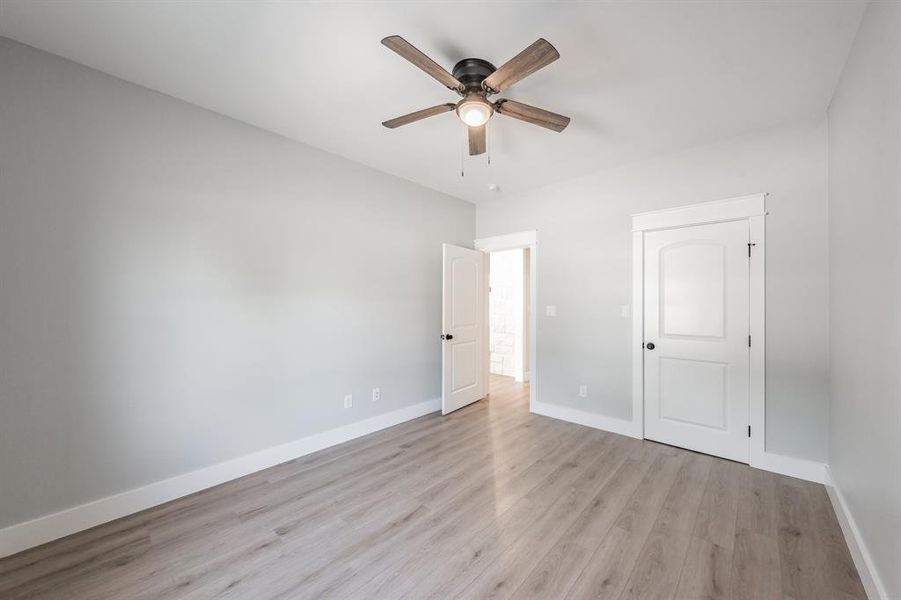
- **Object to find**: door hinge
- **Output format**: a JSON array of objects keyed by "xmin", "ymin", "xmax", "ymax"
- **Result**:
[
  {"xmin": 748, "ymin": 242, "xmax": 757, "ymax": 257},
  {"xmin": 748, "ymin": 335, "xmax": 752, "ymax": 347},
  {"xmin": 748, "ymin": 425, "xmax": 752, "ymax": 437}
]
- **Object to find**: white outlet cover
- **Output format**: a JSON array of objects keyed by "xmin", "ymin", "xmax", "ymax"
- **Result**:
[
  {"xmin": 546, "ymin": 305, "xmax": 557, "ymax": 317},
  {"xmin": 372, "ymin": 387, "xmax": 380, "ymax": 402},
  {"xmin": 579, "ymin": 385, "xmax": 588, "ymax": 398},
  {"xmin": 343, "ymin": 394, "xmax": 353, "ymax": 408},
  {"xmin": 620, "ymin": 305, "xmax": 631, "ymax": 318}
]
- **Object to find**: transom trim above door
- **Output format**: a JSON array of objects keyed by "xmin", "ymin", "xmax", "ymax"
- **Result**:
[{"xmin": 632, "ymin": 193, "xmax": 766, "ymax": 232}]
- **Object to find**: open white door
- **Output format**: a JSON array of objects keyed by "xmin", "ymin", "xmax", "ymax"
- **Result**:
[
  {"xmin": 643, "ymin": 220, "xmax": 750, "ymax": 463},
  {"xmin": 442, "ymin": 243, "xmax": 487, "ymax": 414}
]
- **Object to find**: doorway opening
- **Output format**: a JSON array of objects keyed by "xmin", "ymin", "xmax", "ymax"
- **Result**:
[
  {"xmin": 488, "ymin": 248, "xmax": 531, "ymax": 403},
  {"xmin": 475, "ymin": 230, "xmax": 537, "ymax": 413}
]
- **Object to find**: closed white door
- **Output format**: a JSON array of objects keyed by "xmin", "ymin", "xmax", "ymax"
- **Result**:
[
  {"xmin": 442, "ymin": 243, "xmax": 487, "ymax": 414},
  {"xmin": 644, "ymin": 220, "xmax": 750, "ymax": 462}
]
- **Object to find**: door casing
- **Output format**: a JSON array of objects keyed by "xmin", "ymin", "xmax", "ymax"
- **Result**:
[{"xmin": 632, "ymin": 194, "xmax": 767, "ymax": 467}]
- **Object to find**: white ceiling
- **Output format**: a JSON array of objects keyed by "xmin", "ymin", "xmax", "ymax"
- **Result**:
[{"xmin": 0, "ymin": 1, "xmax": 865, "ymax": 203}]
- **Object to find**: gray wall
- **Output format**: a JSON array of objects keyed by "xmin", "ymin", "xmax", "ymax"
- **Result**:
[
  {"xmin": 0, "ymin": 38, "xmax": 474, "ymax": 529},
  {"xmin": 478, "ymin": 119, "xmax": 830, "ymax": 462},
  {"xmin": 827, "ymin": 1, "xmax": 901, "ymax": 596}
]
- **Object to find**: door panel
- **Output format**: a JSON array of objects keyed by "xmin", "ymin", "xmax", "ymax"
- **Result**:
[
  {"xmin": 660, "ymin": 242, "xmax": 725, "ymax": 338},
  {"xmin": 442, "ymin": 244, "xmax": 486, "ymax": 414},
  {"xmin": 658, "ymin": 357, "xmax": 728, "ymax": 429},
  {"xmin": 644, "ymin": 220, "xmax": 749, "ymax": 462},
  {"xmin": 451, "ymin": 342, "xmax": 477, "ymax": 392}
]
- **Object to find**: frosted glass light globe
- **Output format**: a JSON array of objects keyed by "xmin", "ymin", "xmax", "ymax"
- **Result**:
[{"xmin": 457, "ymin": 98, "xmax": 493, "ymax": 127}]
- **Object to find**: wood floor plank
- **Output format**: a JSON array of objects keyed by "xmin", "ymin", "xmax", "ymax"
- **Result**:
[
  {"xmin": 282, "ymin": 420, "xmax": 574, "ymax": 598},
  {"xmin": 563, "ymin": 450, "xmax": 686, "ymax": 600},
  {"xmin": 453, "ymin": 436, "xmax": 640, "ymax": 600},
  {"xmin": 262, "ymin": 385, "xmax": 523, "ymax": 491},
  {"xmin": 731, "ymin": 528, "xmax": 783, "ymax": 600},
  {"xmin": 236, "ymin": 395, "xmax": 532, "ymax": 538},
  {"xmin": 671, "ymin": 459, "xmax": 744, "ymax": 599},
  {"xmin": 803, "ymin": 482, "xmax": 867, "ymax": 599},
  {"xmin": 398, "ymin": 429, "xmax": 616, "ymax": 600},
  {"xmin": 0, "ymin": 375, "xmax": 866, "ymax": 600},
  {"xmin": 359, "ymin": 427, "xmax": 595, "ymax": 599},
  {"xmin": 775, "ymin": 477, "xmax": 830, "ymax": 599},
  {"xmin": 735, "ymin": 466, "xmax": 779, "ymax": 537},
  {"xmin": 177, "ymin": 412, "xmax": 586, "ymax": 599},
  {"xmin": 406, "ymin": 416, "xmax": 569, "ymax": 506},
  {"xmin": 617, "ymin": 451, "xmax": 715, "ymax": 600},
  {"xmin": 693, "ymin": 459, "xmax": 744, "ymax": 549},
  {"xmin": 508, "ymin": 455, "xmax": 653, "ymax": 599},
  {"xmin": 673, "ymin": 535, "xmax": 734, "ymax": 600}
]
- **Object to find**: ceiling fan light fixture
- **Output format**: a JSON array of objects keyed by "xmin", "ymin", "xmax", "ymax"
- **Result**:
[
  {"xmin": 456, "ymin": 96, "xmax": 493, "ymax": 127},
  {"xmin": 381, "ymin": 36, "xmax": 569, "ymax": 156}
]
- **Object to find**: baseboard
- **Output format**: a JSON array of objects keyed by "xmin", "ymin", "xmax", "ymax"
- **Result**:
[
  {"xmin": 531, "ymin": 400, "xmax": 642, "ymax": 439},
  {"xmin": 750, "ymin": 450, "xmax": 826, "ymax": 484},
  {"xmin": 0, "ymin": 398, "xmax": 441, "ymax": 559},
  {"xmin": 531, "ymin": 401, "xmax": 827, "ymax": 485},
  {"xmin": 824, "ymin": 466, "xmax": 888, "ymax": 600}
]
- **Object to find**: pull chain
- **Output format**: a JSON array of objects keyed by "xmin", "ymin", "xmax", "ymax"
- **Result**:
[{"xmin": 460, "ymin": 124, "xmax": 465, "ymax": 178}]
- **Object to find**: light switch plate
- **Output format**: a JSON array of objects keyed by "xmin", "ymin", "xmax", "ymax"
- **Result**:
[{"xmin": 546, "ymin": 305, "xmax": 557, "ymax": 317}]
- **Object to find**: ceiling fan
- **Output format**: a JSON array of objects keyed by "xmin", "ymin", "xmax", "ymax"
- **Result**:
[{"xmin": 381, "ymin": 36, "xmax": 571, "ymax": 156}]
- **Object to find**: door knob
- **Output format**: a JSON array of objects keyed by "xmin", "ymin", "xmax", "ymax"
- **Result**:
[
  {"xmin": 645, "ymin": 342, "xmax": 655, "ymax": 350},
  {"xmin": 441, "ymin": 334, "xmax": 454, "ymax": 340}
]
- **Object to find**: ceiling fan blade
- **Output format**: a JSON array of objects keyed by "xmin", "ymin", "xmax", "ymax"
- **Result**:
[
  {"xmin": 382, "ymin": 35, "xmax": 464, "ymax": 92},
  {"xmin": 382, "ymin": 103, "xmax": 456, "ymax": 129},
  {"xmin": 468, "ymin": 125, "xmax": 486, "ymax": 156},
  {"xmin": 495, "ymin": 99, "xmax": 570, "ymax": 132},
  {"xmin": 482, "ymin": 39, "xmax": 559, "ymax": 93}
]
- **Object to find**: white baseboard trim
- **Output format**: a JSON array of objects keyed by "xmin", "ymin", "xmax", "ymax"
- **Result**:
[
  {"xmin": 531, "ymin": 400, "xmax": 642, "ymax": 439},
  {"xmin": 531, "ymin": 402, "xmax": 827, "ymax": 485},
  {"xmin": 750, "ymin": 450, "xmax": 826, "ymax": 484},
  {"xmin": 824, "ymin": 466, "xmax": 887, "ymax": 600},
  {"xmin": 0, "ymin": 398, "xmax": 441, "ymax": 559}
]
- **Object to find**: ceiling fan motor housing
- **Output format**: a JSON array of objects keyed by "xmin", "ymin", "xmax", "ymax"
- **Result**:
[{"xmin": 452, "ymin": 58, "xmax": 497, "ymax": 92}]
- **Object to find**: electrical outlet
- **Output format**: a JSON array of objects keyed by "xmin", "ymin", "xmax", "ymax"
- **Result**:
[
  {"xmin": 343, "ymin": 394, "xmax": 353, "ymax": 409},
  {"xmin": 372, "ymin": 387, "xmax": 380, "ymax": 402},
  {"xmin": 620, "ymin": 305, "xmax": 631, "ymax": 318},
  {"xmin": 546, "ymin": 305, "xmax": 557, "ymax": 317},
  {"xmin": 579, "ymin": 384, "xmax": 588, "ymax": 398}
]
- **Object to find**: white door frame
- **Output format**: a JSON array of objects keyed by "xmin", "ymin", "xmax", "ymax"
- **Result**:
[
  {"xmin": 474, "ymin": 230, "xmax": 537, "ymax": 413},
  {"xmin": 632, "ymin": 194, "xmax": 767, "ymax": 467}
]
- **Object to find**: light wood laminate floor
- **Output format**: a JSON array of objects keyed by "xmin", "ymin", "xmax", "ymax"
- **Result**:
[{"xmin": 0, "ymin": 375, "xmax": 865, "ymax": 599}]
